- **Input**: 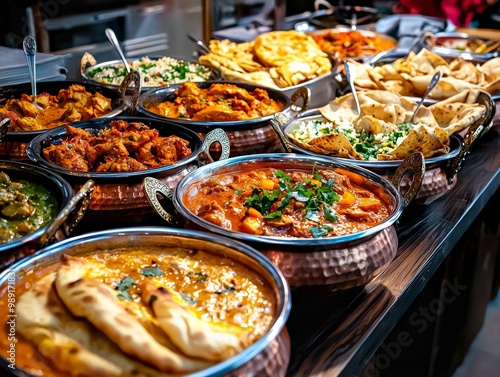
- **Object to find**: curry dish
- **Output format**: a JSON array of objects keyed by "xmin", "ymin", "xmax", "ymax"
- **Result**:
[
  {"xmin": 0, "ymin": 84, "xmax": 113, "ymax": 131},
  {"xmin": 42, "ymin": 120, "xmax": 192, "ymax": 172},
  {"xmin": 183, "ymin": 166, "xmax": 392, "ymax": 238},
  {"xmin": 0, "ymin": 171, "xmax": 57, "ymax": 244},
  {"xmin": 310, "ymin": 30, "xmax": 396, "ymax": 60},
  {"xmin": 145, "ymin": 82, "xmax": 284, "ymax": 122},
  {"xmin": 0, "ymin": 247, "xmax": 276, "ymax": 376}
]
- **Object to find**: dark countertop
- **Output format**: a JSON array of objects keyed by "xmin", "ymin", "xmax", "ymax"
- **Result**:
[{"xmin": 286, "ymin": 126, "xmax": 500, "ymax": 377}]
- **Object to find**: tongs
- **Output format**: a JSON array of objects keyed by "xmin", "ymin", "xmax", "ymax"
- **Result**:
[{"xmin": 187, "ymin": 34, "xmax": 210, "ymax": 55}]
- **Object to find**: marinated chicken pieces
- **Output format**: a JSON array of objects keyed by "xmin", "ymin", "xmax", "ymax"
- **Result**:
[
  {"xmin": 146, "ymin": 82, "xmax": 284, "ymax": 121},
  {"xmin": 0, "ymin": 84, "xmax": 113, "ymax": 131},
  {"xmin": 42, "ymin": 120, "xmax": 192, "ymax": 172}
]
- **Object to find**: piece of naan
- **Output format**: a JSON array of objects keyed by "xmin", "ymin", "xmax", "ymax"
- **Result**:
[
  {"xmin": 141, "ymin": 282, "xmax": 245, "ymax": 362},
  {"xmin": 55, "ymin": 255, "xmax": 212, "ymax": 374},
  {"xmin": 17, "ymin": 274, "xmax": 177, "ymax": 377}
]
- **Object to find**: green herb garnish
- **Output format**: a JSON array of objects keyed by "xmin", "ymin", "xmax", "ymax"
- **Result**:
[{"xmin": 141, "ymin": 265, "xmax": 164, "ymax": 277}]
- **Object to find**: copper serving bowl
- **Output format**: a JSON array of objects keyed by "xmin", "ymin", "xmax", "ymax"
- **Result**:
[
  {"xmin": 143, "ymin": 153, "xmax": 424, "ymax": 291},
  {"xmin": 0, "ymin": 160, "xmax": 93, "ymax": 269},
  {"xmin": 80, "ymin": 52, "xmax": 222, "ymax": 91},
  {"xmin": 0, "ymin": 73, "xmax": 140, "ymax": 161},
  {"xmin": 270, "ymin": 91, "xmax": 496, "ymax": 203},
  {"xmin": 26, "ymin": 116, "xmax": 230, "ymax": 223},
  {"xmin": 0, "ymin": 227, "xmax": 291, "ymax": 377},
  {"xmin": 136, "ymin": 81, "xmax": 302, "ymax": 157}
]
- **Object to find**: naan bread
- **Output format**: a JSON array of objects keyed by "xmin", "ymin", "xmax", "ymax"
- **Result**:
[
  {"xmin": 382, "ymin": 125, "xmax": 449, "ymax": 160},
  {"xmin": 309, "ymin": 134, "xmax": 363, "ymax": 159},
  {"xmin": 55, "ymin": 255, "xmax": 212, "ymax": 374},
  {"xmin": 17, "ymin": 274, "xmax": 176, "ymax": 377},
  {"xmin": 290, "ymin": 89, "xmax": 487, "ymax": 161},
  {"xmin": 353, "ymin": 49, "xmax": 500, "ymax": 99},
  {"xmin": 199, "ymin": 31, "xmax": 332, "ymax": 89},
  {"xmin": 141, "ymin": 282, "xmax": 245, "ymax": 362}
]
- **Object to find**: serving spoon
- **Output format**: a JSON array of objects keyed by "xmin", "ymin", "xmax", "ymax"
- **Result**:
[
  {"xmin": 344, "ymin": 62, "xmax": 361, "ymax": 115},
  {"xmin": 409, "ymin": 70, "xmax": 441, "ymax": 124},
  {"xmin": 105, "ymin": 28, "xmax": 130, "ymax": 73},
  {"xmin": 23, "ymin": 35, "xmax": 43, "ymax": 110}
]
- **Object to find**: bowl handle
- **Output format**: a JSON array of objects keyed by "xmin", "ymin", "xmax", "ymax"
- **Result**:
[
  {"xmin": 80, "ymin": 52, "xmax": 97, "ymax": 77},
  {"xmin": 143, "ymin": 176, "xmax": 182, "ymax": 226},
  {"xmin": 0, "ymin": 117, "xmax": 10, "ymax": 143},
  {"xmin": 197, "ymin": 128, "xmax": 231, "ymax": 165},
  {"xmin": 39, "ymin": 179, "xmax": 95, "ymax": 248},
  {"xmin": 270, "ymin": 86, "xmax": 311, "ymax": 153},
  {"xmin": 391, "ymin": 152, "xmax": 425, "ymax": 207},
  {"xmin": 446, "ymin": 91, "xmax": 496, "ymax": 184}
]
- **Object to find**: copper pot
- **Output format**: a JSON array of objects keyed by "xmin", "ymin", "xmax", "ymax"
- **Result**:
[
  {"xmin": 26, "ymin": 116, "xmax": 230, "ymax": 223},
  {"xmin": 143, "ymin": 153, "xmax": 424, "ymax": 290},
  {"xmin": 0, "ymin": 160, "xmax": 93, "ymax": 269},
  {"xmin": 136, "ymin": 82, "xmax": 312, "ymax": 158},
  {"xmin": 0, "ymin": 227, "xmax": 291, "ymax": 377},
  {"xmin": 270, "ymin": 90, "xmax": 496, "ymax": 203},
  {"xmin": 0, "ymin": 72, "xmax": 141, "ymax": 161},
  {"xmin": 80, "ymin": 52, "xmax": 222, "ymax": 91}
]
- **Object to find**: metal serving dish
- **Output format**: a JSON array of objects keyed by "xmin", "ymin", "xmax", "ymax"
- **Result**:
[
  {"xmin": 0, "ymin": 227, "xmax": 291, "ymax": 377},
  {"xmin": 0, "ymin": 74, "xmax": 140, "ymax": 161},
  {"xmin": 366, "ymin": 50, "xmax": 500, "ymax": 102},
  {"xmin": 26, "ymin": 116, "xmax": 229, "ymax": 223},
  {"xmin": 306, "ymin": 6, "xmax": 381, "ymax": 31},
  {"xmin": 143, "ymin": 153, "xmax": 424, "ymax": 291},
  {"xmin": 0, "ymin": 160, "xmax": 93, "ymax": 269},
  {"xmin": 428, "ymin": 32, "xmax": 500, "ymax": 61},
  {"xmin": 137, "ymin": 81, "xmax": 303, "ymax": 157},
  {"xmin": 81, "ymin": 52, "xmax": 222, "ymax": 91},
  {"xmin": 307, "ymin": 27, "xmax": 398, "ymax": 62},
  {"xmin": 270, "ymin": 90, "xmax": 495, "ymax": 203}
]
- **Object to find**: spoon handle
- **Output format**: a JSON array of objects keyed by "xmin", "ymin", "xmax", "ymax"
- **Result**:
[
  {"xmin": 23, "ymin": 36, "xmax": 37, "ymax": 99},
  {"xmin": 344, "ymin": 62, "xmax": 361, "ymax": 115},
  {"xmin": 105, "ymin": 28, "xmax": 130, "ymax": 73},
  {"xmin": 410, "ymin": 71, "xmax": 441, "ymax": 123}
]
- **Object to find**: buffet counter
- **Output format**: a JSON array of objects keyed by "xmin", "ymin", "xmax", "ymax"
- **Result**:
[{"xmin": 286, "ymin": 126, "xmax": 500, "ymax": 376}]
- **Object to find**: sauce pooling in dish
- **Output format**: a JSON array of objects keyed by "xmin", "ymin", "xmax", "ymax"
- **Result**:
[{"xmin": 183, "ymin": 166, "xmax": 393, "ymax": 238}]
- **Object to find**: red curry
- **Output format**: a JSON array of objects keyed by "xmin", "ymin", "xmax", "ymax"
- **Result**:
[{"xmin": 183, "ymin": 166, "xmax": 393, "ymax": 238}]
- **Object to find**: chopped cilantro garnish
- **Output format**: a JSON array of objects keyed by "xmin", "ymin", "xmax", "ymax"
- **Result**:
[
  {"xmin": 141, "ymin": 265, "xmax": 164, "ymax": 277},
  {"xmin": 180, "ymin": 293, "xmax": 197, "ymax": 305},
  {"xmin": 115, "ymin": 275, "xmax": 138, "ymax": 292},
  {"xmin": 117, "ymin": 291, "xmax": 133, "ymax": 301}
]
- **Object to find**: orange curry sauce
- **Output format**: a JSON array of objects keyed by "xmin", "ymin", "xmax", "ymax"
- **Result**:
[
  {"xmin": 183, "ymin": 166, "xmax": 393, "ymax": 238},
  {"xmin": 0, "ymin": 247, "xmax": 276, "ymax": 376}
]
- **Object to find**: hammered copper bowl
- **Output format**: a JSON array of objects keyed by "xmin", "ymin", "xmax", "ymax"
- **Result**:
[
  {"xmin": 26, "ymin": 116, "xmax": 230, "ymax": 223},
  {"xmin": 136, "ymin": 81, "xmax": 293, "ymax": 157},
  {"xmin": 0, "ymin": 227, "xmax": 291, "ymax": 377},
  {"xmin": 144, "ymin": 153, "xmax": 424, "ymax": 290},
  {"xmin": 80, "ymin": 53, "xmax": 222, "ymax": 91},
  {"xmin": 0, "ymin": 160, "xmax": 93, "ymax": 269},
  {"xmin": 0, "ymin": 79, "xmax": 136, "ymax": 161}
]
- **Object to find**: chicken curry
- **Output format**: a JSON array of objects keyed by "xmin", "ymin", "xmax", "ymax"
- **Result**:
[
  {"xmin": 0, "ymin": 171, "xmax": 57, "ymax": 244},
  {"xmin": 145, "ymin": 82, "xmax": 284, "ymax": 122},
  {"xmin": 0, "ymin": 84, "xmax": 113, "ymax": 131},
  {"xmin": 43, "ymin": 120, "xmax": 192, "ymax": 172},
  {"xmin": 183, "ymin": 166, "xmax": 393, "ymax": 238}
]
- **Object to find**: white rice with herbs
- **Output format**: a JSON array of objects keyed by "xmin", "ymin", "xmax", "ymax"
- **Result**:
[{"xmin": 87, "ymin": 56, "xmax": 213, "ymax": 87}]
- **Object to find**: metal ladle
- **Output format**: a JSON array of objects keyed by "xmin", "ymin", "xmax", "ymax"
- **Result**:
[
  {"xmin": 105, "ymin": 28, "xmax": 130, "ymax": 73},
  {"xmin": 344, "ymin": 62, "xmax": 361, "ymax": 115},
  {"xmin": 23, "ymin": 35, "xmax": 43, "ymax": 110},
  {"xmin": 409, "ymin": 71, "xmax": 441, "ymax": 124}
]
